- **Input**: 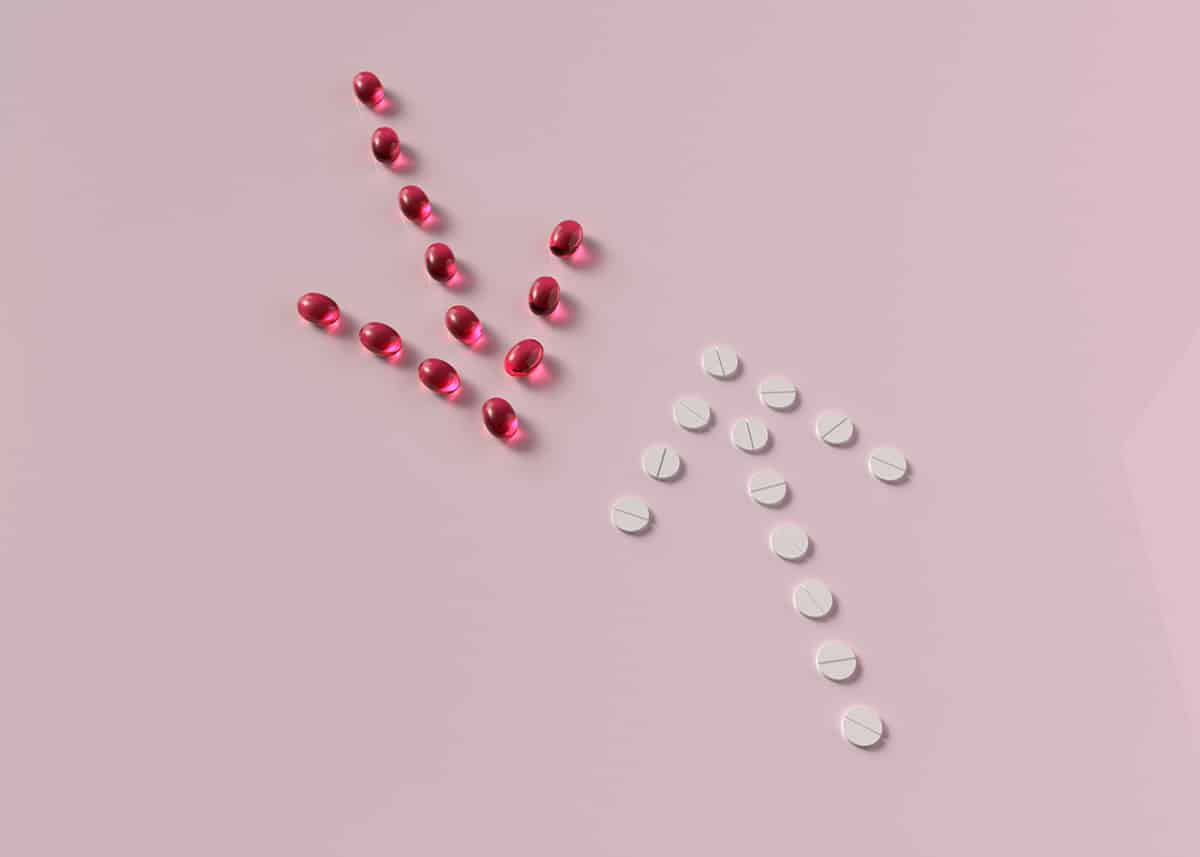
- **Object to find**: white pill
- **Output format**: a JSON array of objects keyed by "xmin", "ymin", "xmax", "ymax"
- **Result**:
[
  {"xmin": 769, "ymin": 523, "xmax": 810, "ymax": 560},
  {"xmin": 610, "ymin": 496, "xmax": 652, "ymax": 534},
  {"xmin": 815, "ymin": 641, "xmax": 858, "ymax": 681},
  {"xmin": 841, "ymin": 704, "xmax": 884, "ymax": 749},
  {"xmin": 701, "ymin": 344, "xmax": 739, "ymax": 380},
  {"xmin": 792, "ymin": 579, "xmax": 834, "ymax": 619},
  {"xmin": 641, "ymin": 444, "xmax": 681, "ymax": 481},
  {"xmin": 747, "ymin": 469, "xmax": 788, "ymax": 507},
  {"xmin": 730, "ymin": 417, "xmax": 769, "ymax": 453},
  {"xmin": 868, "ymin": 446, "xmax": 908, "ymax": 483},
  {"xmin": 758, "ymin": 376, "xmax": 798, "ymax": 410},
  {"xmin": 673, "ymin": 397, "xmax": 712, "ymax": 431},
  {"xmin": 815, "ymin": 410, "xmax": 854, "ymax": 446}
]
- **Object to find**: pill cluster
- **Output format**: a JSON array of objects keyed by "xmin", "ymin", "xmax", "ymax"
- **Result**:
[
  {"xmin": 295, "ymin": 71, "xmax": 590, "ymax": 441},
  {"xmin": 611, "ymin": 344, "xmax": 911, "ymax": 749}
]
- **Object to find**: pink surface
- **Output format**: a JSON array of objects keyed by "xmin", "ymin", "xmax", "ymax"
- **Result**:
[{"xmin": 3, "ymin": 2, "xmax": 1200, "ymax": 853}]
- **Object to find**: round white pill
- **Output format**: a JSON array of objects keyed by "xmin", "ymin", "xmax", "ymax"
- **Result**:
[
  {"xmin": 730, "ymin": 417, "xmax": 769, "ymax": 453},
  {"xmin": 758, "ymin": 376, "xmax": 798, "ymax": 411},
  {"xmin": 841, "ymin": 704, "xmax": 884, "ymax": 748},
  {"xmin": 769, "ymin": 523, "xmax": 810, "ymax": 560},
  {"xmin": 672, "ymin": 397, "xmax": 712, "ymax": 432},
  {"xmin": 868, "ymin": 446, "xmax": 908, "ymax": 483},
  {"xmin": 792, "ymin": 579, "xmax": 834, "ymax": 619},
  {"xmin": 815, "ymin": 410, "xmax": 854, "ymax": 446},
  {"xmin": 815, "ymin": 641, "xmax": 858, "ymax": 681},
  {"xmin": 747, "ymin": 469, "xmax": 788, "ymax": 507},
  {"xmin": 701, "ymin": 344, "xmax": 739, "ymax": 380},
  {"xmin": 610, "ymin": 496, "xmax": 652, "ymax": 534},
  {"xmin": 641, "ymin": 444, "xmax": 681, "ymax": 481}
]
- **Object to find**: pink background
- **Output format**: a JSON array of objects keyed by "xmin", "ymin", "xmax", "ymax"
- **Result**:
[{"xmin": 4, "ymin": 1, "xmax": 1200, "ymax": 853}]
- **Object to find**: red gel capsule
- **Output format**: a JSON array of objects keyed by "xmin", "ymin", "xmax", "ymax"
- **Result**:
[
  {"xmin": 548, "ymin": 219, "xmax": 583, "ymax": 257},
  {"xmin": 445, "ymin": 305, "xmax": 482, "ymax": 343},
  {"xmin": 504, "ymin": 338, "xmax": 544, "ymax": 377},
  {"xmin": 398, "ymin": 185, "xmax": 431, "ymax": 222},
  {"xmin": 359, "ymin": 322, "xmax": 402, "ymax": 357},
  {"xmin": 296, "ymin": 292, "xmax": 340, "ymax": 327},
  {"xmin": 482, "ymin": 397, "xmax": 519, "ymax": 438},
  {"xmin": 353, "ymin": 71, "xmax": 384, "ymax": 106},
  {"xmin": 425, "ymin": 242, "xmax": 457, "ymax": 283},
  {"xmin": 418, "ymin": 358, "xmax": 460, "ymax": 394},
  {"xmin": 372, "ymin": 127, "xmax": 401, "ymax": 164},
  {"xmin": 528, "ymin": 276, "xmax": 560, "ymax": 316}
]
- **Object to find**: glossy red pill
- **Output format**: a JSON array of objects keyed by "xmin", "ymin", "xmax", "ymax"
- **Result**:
[
  {"xmin": 372, "ymin": 127, "xmax": 401, "ymax": 163},
  {"xmin": 482, "ymin": 397, "xmax": 519, "ymax": 438},
  {"xmin": 296, "ymin": 292, "xmax": 339, "ymax": 327},
  {"xmin": 359, "ymin": 322, "xmax": 402, "ymax": 357},
  {"xmin": 528, "ymin": 276, "xmax": 560, "ymax": 316},
  {"xmin": 445, "ymin": 305, "xmax": 482, "ymax": 343},
  {"xmin": 398, "ymin": 185, "xmax": 431, "ymax": 222},
  {"xmin": 353, "ymin": 71, "xmax": 384, "ymax": 106},
  {"xmin": 418, "ymin": 358, "xmax": 460, "ymax": 394},
  {"xmin": 425, "ymin": 242, "xmax": 457, "ymax": 283},
  {"xmin": 548, "ymin": 219, "xmax": 583, "ymax": 257},
  {"xmin": 504, "ymin": 338, "xmax": 544, "ymax": 377}
]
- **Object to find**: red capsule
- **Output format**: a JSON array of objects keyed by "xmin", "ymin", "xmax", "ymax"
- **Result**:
[
  {"xmin": 425, "ymin": 242, "xmax": 457, "ymax": 283},
  {"xmin": 359, "ymin": 322, "xmax": 402, "ymax": 357},
  {"xmin": 445, "ymin": 305, "xmax": 482, "ymax": 343},
  {"xmin": 528, "ymin": 276, "xmax": 560, "ymax": 316},
  {"xmin": 482, "ymin": 397, "xmax": 519, "ymax": 438},
  {"xmin": 296, "ymin": 292, "xmax": 340, "ymax": 327},
  {"xmin": 418, "ymin": 358, "xmax": 460, "ymax": 394},
  {"xmin": 353, "ymin": 71, "xmax": 385, "ymax": 106},
  {"xmin": 504, "ymin": 338, "xmax": 544, "ymax": 377},
  {"xmin": 548, "ymin": 219, "xmax": 583, "ymax": 257},
  {"xmin": 372, "ymin": 127, "xmax": 401, "ymax": 164},
  {"xmin": 398, "ymin": 185, "xmax": 431, "ymax": 222}
]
